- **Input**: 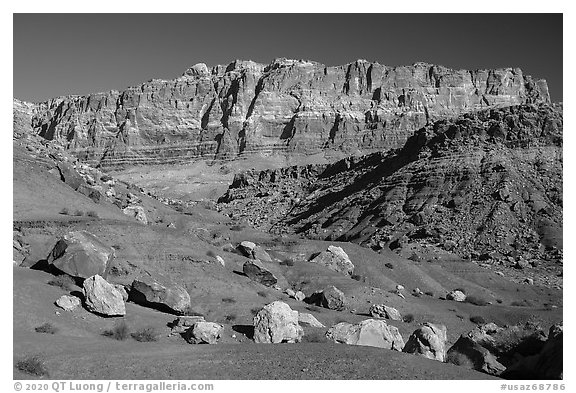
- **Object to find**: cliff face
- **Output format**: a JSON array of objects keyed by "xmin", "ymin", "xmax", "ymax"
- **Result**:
[
  {"xmin": 217, "ymin": 103, "xmax": 562, "ymax": 264},
  {"xmin": 19, "ymin": 58, "xmax": 550, "ymax": 168}
]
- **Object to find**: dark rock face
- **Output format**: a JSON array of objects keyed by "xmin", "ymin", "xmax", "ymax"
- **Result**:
[
  {"xmin": 17, "ymin": 59, "xmax": 549, "ymax": 168},
  {"xmin": 218, "ymin": 103, "xmax": 562, "ymax": 266},
  {"xmin": 242, "ymin": 260, "xmax": 278, "ymax": 286},
  {"xmin": 130, "ymin": 274, "xmax": 191, "ymax": 314}
]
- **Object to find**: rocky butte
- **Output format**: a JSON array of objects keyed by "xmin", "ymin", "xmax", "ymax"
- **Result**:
[{"xmin": 14, "ymin": 58, "xmax": 549, "ymax": 168}]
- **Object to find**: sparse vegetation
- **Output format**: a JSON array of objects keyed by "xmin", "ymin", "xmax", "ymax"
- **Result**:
[
  {"xmin": 59, "ymin": 207, "xmax": 70, "ymax": 215},
  {"xmin": 15, "ymin": 355, "xmax": 49, "ymax": 377},
  {"xmin": 256, "ymin": 291, "xmax": 268, "ymax": 298},
  {"xmin": 403, "ymin": 314, "xmax": 415, "ymax": 323},
  {"xmin": 511, "ymin": 300, "xmax": 533, "ymax": 307},
  {"xmin": 222, "ymin": 297, "xmax": 237, "ymax": 303},
  {"xmin": 351, "ymin": 274, "xmax": 364, "ymax": 282},
  {"xmin": 206, "ymin": 250, "xmax": 217, "ymax": 258},
  {"xmin": 131, "ymin": 327, "xmax": 158, "ymax": 342},
  {"xmin": 496, "ymin": 298, "xmax": 503, "ymax": 304},
  {"xmin": 35, "ymin": 323, "xmax": 58, "ymax": 334},
  {"xmin": 73, "ymin": 209, "xmax": 84, "ymax": 216},
  {"xmin": 466, "ymin": 295, "xmax": 490, "ymax": 306},
  {"xmin": 224, "ymin": 314, "xmax": 237, "ymax": 322},
  {"xmin": 182, "ymin": 306, "xmax": 205, "ymax": 317},
  {"xmin": 470, "ymin": 315, "xmax": 486, "ymax": 325},
  {"xmin": 102, "ymin": 320, "xmax": 130, "ymax": 341},
  {"xmin": 446, "ymin": 351, "xmax": 474, "ymax": 369},
  {"xmin": 279, "ymin": 258, "xmax": 295, "ymax": 266},
  {"xmin": 47, "ymin": 275, "xmax": 76, "ymax": 291},
  {"xmin": 86, "ymin": 210, "xmax": 99, "ymax": 218},
  {"xmin": 250, "ymin": 307, "xmax": 261, "ymax": 316},
  {"xmin": 229, "ymin": 225, "xmax": 245, "ymax": 232},
  {"xmin": 385, "ymin": 262, "xmax": 394, "ymax": 269},
  {"xmin": 425, "ymin": 291, "xmax": 434, "ymax": 297}
]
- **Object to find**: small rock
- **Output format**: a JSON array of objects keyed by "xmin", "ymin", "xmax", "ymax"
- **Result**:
[
  {"xmin": 183, "ymin": 322, "xmax": 223, "ymax": 344},
  {"xmin": 446, "ymin": 290, "xmax": 466, "ymax": 302},
  {"xmin": 55, "ymin": 295, "xmax": 81, "ymax": 311},
  {"xmin": 216, "ymin": 255, "xmax": 226, "ymax": 267},
  {"xmin": 523, "ymin": 278, "xmax": 534, "ymax": 285},
  {"xmin": 294, "ymin": 291, "xmax": 306, "ymax": 302},
  {"xmin": 369, "ymin": 304, "xmax": 402, "ymax": 321},
  {"xmin": 396, "ymin": 284, "xmax": 405, "ymax": 291}
]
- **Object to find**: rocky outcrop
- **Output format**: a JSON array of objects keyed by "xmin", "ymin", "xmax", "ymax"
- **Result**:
[
  {"xmin": 403, "ymin": 323, "xmax": 448, "ymax": 362},
  {"xmin": 83, "ymin": 274, "xmax": 126, "ymax": 316},
  {"xmin": 326, "ymin": 319, "xmax": 405, "ymax": 350},
  {"xmin": 253, "ymin": 301, "xmax": 303, "ymax": 343},
  {"xmin": 47, "ymin": 231, "xmax": 115, "ymax": 279},
  {"xmin": 17, "ymin": 59, "xmax": 549, "ymax": 168},
  {"xmin": 218, "ymin": 103, "xmax": 562, "ymax": 267},
  {"xmin": 130, "ymin": 274, "xmax": 191, "ymax": 314},
  {"xmin": 309, "ymin": 245, "xmax": 354, "ymax": 275}
]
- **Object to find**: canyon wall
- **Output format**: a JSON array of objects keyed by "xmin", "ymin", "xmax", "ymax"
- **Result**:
[{"xmin": 17, "ymin": 58, "xmax": 550, "ymax": 168}]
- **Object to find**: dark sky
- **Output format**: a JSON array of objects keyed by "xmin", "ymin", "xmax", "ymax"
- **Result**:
[{"xmin": 13, "ymin": 13, "xmax": 563, "ymax": 102}]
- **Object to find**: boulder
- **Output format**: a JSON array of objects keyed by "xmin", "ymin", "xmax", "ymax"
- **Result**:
[
  {"xmin": 237, "ymin": 241, "xmax": 256, "ymax": 256},
  {"xmin": 47, "ymin": 231, "xmax": 114, "ymax": 279},
  {"xmin": 447, "ymin": 336, "xmax": 506, "ymax": 376},
  {"xmin": 113, "ymin": 284, "xmax": 129, "ymax": 301},
  {"xmin": 183, "ymin": 322, "xmax": 224, "ymax": 344},
  {"xmin": 242, "ymin": 260, "xmax": 277, "ymax": 287},
  {"xmin": 253, "ymin": 301, "xmax": 303, "ymax": 343},
  {"xmin": 83, "ymin": 275, "xmax": 126, "ymax": 316},
  {"xmin": 294, "ymin": 291, "xmax": 306, "ymax": 302},
  {"xmin": 298, "ymin": 313, "xmax": 325, "ymax": 328},
  {"xmin": 237, "ymin": 241, "xmax": 272, "ymax": 262},
  {"xmin": 310, "ymin": 285, "xmax": 346, "ymax": 311},
  {"xmin": 310, "ymin": 245, "xmax": 354, "ymax": 275},
  {"xmin": 446, "ymin": 290, "xmax": 466, "ymax": 302},
  {"xmin": 403, "ymin": 323, "xmax": 448, "ymax": 361},
  {"xmin": 215, "ymin": 255, "xmax": 226, "ymax": 267},
  {"xmin": 369, "ymin": 304, "xmax": 402, "ymax": 321},
  {"xmin": 285, "ymin": 288, "xmax": 296, "ymax": 298},
  {"xmin": 169, "ymin": 315, "xmax": 206, "ymax": 336},
  {"xmin": 122, "ymin": 205, "xmax": 148, "ymax": 225},
  {"xmin": 326, "ymin": 319, "xmax": 405, "ymax": 350},
  {"xmin": 56, "ymin": 162, "xmax": 84, "ymax": 190},
  {"xmin": 55, "ymin": 294, "xmax": 81, "ymax": 311},
  {"xmin": 130, "ymin": 274, "xmax": 191, "ymax": 314}
]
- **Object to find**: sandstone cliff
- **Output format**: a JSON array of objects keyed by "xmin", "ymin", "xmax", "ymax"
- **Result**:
[
  {"xmin": 218, "ymin": 103, "xmax": 562, "ymax": 267},
  {"xmin": 16, "ymin": 58, "xmax": 550, "ymax": 168}
]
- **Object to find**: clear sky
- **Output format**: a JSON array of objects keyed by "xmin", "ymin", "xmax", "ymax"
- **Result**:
[{"xmin": 13, "ymin": 13, "xmax": 563, "ymax": 102}]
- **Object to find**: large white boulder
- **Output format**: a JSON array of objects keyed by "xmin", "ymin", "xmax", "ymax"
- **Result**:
[{"xmin": 253, "ymin": 301, "xmax": 303, "ymax": 343}]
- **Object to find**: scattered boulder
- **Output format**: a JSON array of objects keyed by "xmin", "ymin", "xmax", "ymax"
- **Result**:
[
  {"xmin": 326, "ymin": 319, "xmax": 405, "ymax": 350},
  {"xmin": 130, "ymin": 274, "xmax": 191, "ymax": 314},
  {"xmin": 55, "ymin": 294, "xmax": 81, "ymax": 311},
  {"xmin": 47, "ymin": 231, "xmax": 114, "ymax": 279},
  {"xmin": 298, "ymin": 313, "xmax": 325, "ymax": 328},
  {"xmin": 215, "ymin": 255, "xmax": 226, "ymax": 267},
  {"xmin": 56, "ymin": 162, "xmax": 84, "ymax": 190},
  {"xmin": 403, "ymin": 323, "xmax": 448, "ymax": 362},
  {"xmin": 369, "ymin": 304, "xmax": 402, "ymax": 321},
  {"xmin": 83, "ymin": 275, "xmax": 126, "ymax": 316},
  {"xmin": 242, "ymin": 260, "xmax": 277, "ymax": 287},
  {"xmin": 523, "ymin": 277, "xmax": 534, "ymax": 285},
  {"xmin": 284, "ymin": 288, "xmax": 296, "ymax": 298},
  {"xmin": 253, "ymin": 301, "xmax": 303, "ymax": 343},
  {"xmin": 183, "ymin": 322, "xmax": 224, "ymax": 344},
  {"xmin": 122, "ymin": 205, "xmax": 148, "ymax": 225},
  {"xmin": 502, "ymin": 323, "xmax": 563, "ymax": 380},
  {"xmin": 309, "ymin": 285, "xmax": 346, "ymax": 311},
  {"xmin": 237, "ymin": 241, "xmax": 272, "ymax": 262},
  {"xmin": 447, "ymin": 336, "xmax": 506, "ymax": 376},
  {"xmin": 294, "ymin": 291, "xmax": 306, "ymax": 302},
  {"xmin": 169, "ymin": 315, "xmax": 206, "ymax": 336},
  {"xmin": 446, "ymin": 290, "xmax": 466, "ymax": 302},
  {"xmin": 309, "ymin": 245, "xmax": 354, "ymax": 275}
]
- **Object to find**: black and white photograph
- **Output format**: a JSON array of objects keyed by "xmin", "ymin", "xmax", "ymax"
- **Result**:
[{"xmin": 10, "ymin": 5, "xmax": 566, "ymax": 387}]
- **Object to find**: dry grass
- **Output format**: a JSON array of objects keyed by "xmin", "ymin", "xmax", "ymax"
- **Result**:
[
  {"xmin": 15, "ymin": 355, "xmax": 49, "ymax": 377},
  {"xmin": 131, "ymin": 327, "xmax": 158, "ymax": 342},
  {"xmin": 35, "ymin": 323, "xmax": 58, "ymax": 334},
  {"xmin": 301, "ymin": 330, "xmax": 329, "ymax": 343},
  {"xmin": 102, "ymin": 320, "xmax": 130, "ymax": 341},
  {"xmin": 47, "ymin": 275, "xmax": 76, "ymax": 291},
  {"xmin": 222, "ymin": 297, "xmax": 237, "ymax": 303},
  {"xmin": 466, "ymin": 295, "xmax": 490, "ymax": 306}
]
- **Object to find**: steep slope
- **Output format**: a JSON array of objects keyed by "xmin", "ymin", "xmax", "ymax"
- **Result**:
[
  {"xmin": 17, "ymin": 58, "xmax": 549, "ymax": 168},
  {"xmin": 217, "ymin": 103, "xmax": 562, "ymax": 271}
]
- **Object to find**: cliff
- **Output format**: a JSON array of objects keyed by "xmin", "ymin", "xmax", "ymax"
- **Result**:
[{"xmin": 15, "ymin": 58, "xmax": 550, "ymax": 168}]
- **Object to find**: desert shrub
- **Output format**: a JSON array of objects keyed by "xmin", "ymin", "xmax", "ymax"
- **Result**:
[
  {"xmin": 182, "ymin": 306, "xmax": 205, "ymax": 317},
  {"xmin": 222, "ymin": 297, "xmax": 237, "ymax": 303},
  {"xmin": 496, "ymin": 298, "xmax": 503, "ymax": 304},
  {"xmin": 102, "ymin": 320, "xmax": 130, "ymax": 341},
  {"xmin": 250, "ymin": 307, "xmax": 261, "ymax": 316},
  {"xmin": 229, "ymin": 225, "xmax": 245, "ymax": 232},
  {"xmin": 511, "ymin": 300, "xmax": 533, "ymax": 307},
  {"xmin": 131, "ymin": 327, "xmax": 158, "ymax": 342},
  {"xmin": 351, "ymin": 274, "xmax": 364, "ymax": 282},
  {"xmin": 73, "ymin": 209, "xmax": 84, "ymax": 216},
  {"xmin": 256, "ymin": 291, "xmax": 268, "ymax": 298},
  {"xmin": 446, "ymin": 351, "xmax": 474, "ymax": 369},
  {"xmin": 466, "ymin": 295, "xmax": 490, "ymax": 306},
  {"xmin": 425, "ymin": 291, "xmax": 434, "ymax": 297},
  {"xmin": 47, "ymin": 275, "xmax": 76, "ymax": 291},
  {"xmin": 385, "ymin": 262, "xmax": 394, "ymax": 269},
  {"xmin": 86, "ymin": 210, "xmax": 99, "ymax": 218},
  {"xmin": 412, "ymin": 291, "xmax": 422, "ymax": 298},
  {"xmin": 224, "ymin": 314, "xmax": 237, "ymax": 322},
  {"xmin": 301, "ymin": 330, "xmax": 329, "ymax": 343},
  {"xmin": 403, "ymin": 314, "xmax": 415, "ymax": 323},
  {"xmin": 59, "ymin": 207, "xmax": 70, "ymax": 215},
  {"xmin": 206, "ymin": 250, "xmax": 217, "ymax": 258},
  {"xmin": 470, "ymin": 315, "xmax": 486, "ymax": 325},
  {"xmin": 280, "ymin": 258, "xmax": 295, "ymax": 266},
  {"xmin": 15, "ymin": 355, "xmax": 49, "ymax": 377},
  {"xmin": 35, "ymin": 323, "xmax": 58, "ymax": 334},
  {"xmin": 408, "ymin": 253, "xmax": 421, "ymax": 262}
]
